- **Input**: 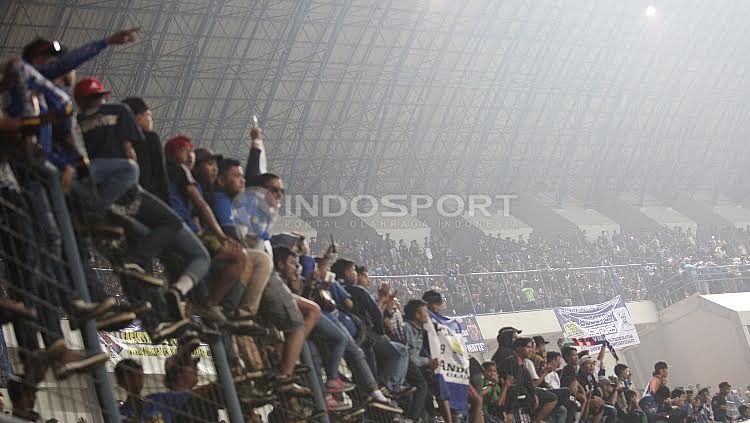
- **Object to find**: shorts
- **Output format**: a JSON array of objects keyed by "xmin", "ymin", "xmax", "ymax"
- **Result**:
[
  {"xmin": 199, "ymin": 232, "xmax": 225, "ymax": 257},
  {"xmin": 258, "ymin": 272, "xmax": 304, "ymax": 333}
]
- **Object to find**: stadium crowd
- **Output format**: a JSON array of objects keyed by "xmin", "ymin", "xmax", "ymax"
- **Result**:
[
  {"xmin": 309, "ymin": 224, "xmax": 750, "ymax": 314},
  {"xmin": 2, "ymin": 27, "xmax": 750, "ymax": 423}
]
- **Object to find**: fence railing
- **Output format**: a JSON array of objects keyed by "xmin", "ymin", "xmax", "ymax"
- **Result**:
[
  {"xmin": 0, "ymin": 160, "xmax": 271, "ymax": 423},
  {"xmin": 371, "ymin": 262, "xmax": 750, "ymax": 314}
]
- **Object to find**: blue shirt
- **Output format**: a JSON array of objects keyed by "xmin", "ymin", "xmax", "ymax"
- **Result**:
[
  {"xmin": 119, "ymin": 398, "xmax": 161, "ymax": 423},
  {"xmin": 213, "ymin": 191, "xmax": 233, "ymax": 226},
  {"xmin": 145, "ymin": 391, "xmax": 193, "ymax": 423},
  {"xmin": 329, "ymin": 281, "xmax": 358, "ymax": 337}
]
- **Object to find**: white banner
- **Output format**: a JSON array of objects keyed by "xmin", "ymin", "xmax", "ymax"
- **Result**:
[{"xmin": 553, "ymin": 295, "xmax": 640, "ymax": 351}]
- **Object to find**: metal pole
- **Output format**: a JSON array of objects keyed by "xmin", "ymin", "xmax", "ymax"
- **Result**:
[
  {"xmin": 498, "ymin": 273, "xmax": 515, "ymax": 312},
  {"xmin": 301, "ymin": 341, "xmax": 331, "ymax": 423},
  {"xmin": 571, "ymin": 269, "xmax": 586, "ymax": 306},
  {"xmin": 208, "ymin": 338, "xmax": 245, "ymax": 423},
  {"xmin": 461, "ymin": 275, "xmax": 479, "ymax": 315},
  {"xmin": 43, "ymin": 164, "xmax": 121, "ymax": 423}
]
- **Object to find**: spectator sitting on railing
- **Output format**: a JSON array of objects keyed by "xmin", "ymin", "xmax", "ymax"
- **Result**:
[
  {"xmin": 163, "ymin": 135, "xmax": 263, "ymax": 336},
  {"xmin": 75, "ymin": 79, "xmax": 209, "ymax": 343},
  {"xmin": 2, "ymin": 61, "xmax": 111, "ymax": 383},
  {"xmin": 303, "ymin": 252, "xmax": 400, "ymax": 412},
  {"xmin": 332, "ymin": 258, "xmax": 411, "ymax": 398},
  {"xmin": 210, "ymin": 153, "xmax": 274, "ymax": 324}
]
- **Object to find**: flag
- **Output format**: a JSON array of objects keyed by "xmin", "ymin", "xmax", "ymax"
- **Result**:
[{"xmin": 425, "ymin": 311, "xmax": 470, "ymax": 413}]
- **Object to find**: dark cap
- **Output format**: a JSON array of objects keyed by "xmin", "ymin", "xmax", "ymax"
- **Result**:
[
  {"xmin": 533, "ymin": 335, "xmax": 549, "ymax": 345},
  {"xmin": 193, "ymin": 148, "xmax": 222, "ymax": 165},
  {"xmin": 498, "ymin": 326, "xmax": 522, "ymax": 335},
  {"xmin": 22, "ymin": 38, "xmax": 65, "ymax": 61},
  {"xmin": 719, "ymin": 382, "xmax": 731, "ymax": 389},
  {"xmin": 422, "ymin": 290, "xmax": 444, "ymax": 305},
  {"xmin": 655, "ymin": 361, "xmax": 668, "ymax": 371}
]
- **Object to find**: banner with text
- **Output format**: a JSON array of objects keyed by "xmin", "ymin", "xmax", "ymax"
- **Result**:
[
  {"xmin": 553, "ymin": 295, "xmax": 639, "ymax": 352},
  {"xmin": 452, "ymin": 315, "xmax": 487, "ymax": 353},
  {"xmin": 98, "ymin": 324, "xmax": 214, "ymax": 374},
  {"xmin": 425, "ymin": 312, "xmax": 470, "ymax": 413}
]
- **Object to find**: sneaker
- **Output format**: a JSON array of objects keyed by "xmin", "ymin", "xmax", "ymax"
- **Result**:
[
  {"xmin": 164, "ymin": 288, "xmax": 185, "ymax": 321},
  {"xmin": 225, "ymin": 320, "xmax": 270, "ymax": 337},
  {"xmin": 327, "ymin": 394, "xmax": 352, "ymax": 411},
  {"xmin": 194, "ymin": 305, "xmax": 228, "ymax": 326},
  {"xmin": 148, "ymin": 319, "xmax": 191, "ymax": 344},
  {"xmin": 116, "ymin": 263, "xmax": 163, "ymax": 287},
  {"xmin": 0, "ymin": 297, "xmax": 35, "ymax": 323},
  {"xmin": 327, "ymin": 377, "xmax": 355, "ymax": 393},
  {"xmin": 69, "ymin": 297, "xmax": 116, "ymax": 321},
  {"xmin": 52, "ymin": 350, "xmax": 109, "ymax": 380},
  {"xmin": 384, "ymin": 385, "xmax": 417, "ymax": 399},
  {"xmin": 273, "ymin": 375, "xmax": 312, "ymax": 397},
  {"xmin": 369, "ymin": 392, "xmax": 403, "ymax": 414},
  {"xmin": 120, "ymin": 301, "xmax": 152, "ymax": 316},
  {"xmin": 96, "ymin": 311, "xmax": 137, "ymax": 332}
]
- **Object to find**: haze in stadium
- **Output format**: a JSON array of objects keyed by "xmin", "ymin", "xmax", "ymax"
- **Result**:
[{"xmin": 2, "ymin": 1, "xmax": 750, "ymax": 422}]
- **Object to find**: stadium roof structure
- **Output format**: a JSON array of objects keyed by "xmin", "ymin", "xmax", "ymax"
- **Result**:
[{"xmin": 3, "ymin": 0, "xmax": 750, "ymax": 202}]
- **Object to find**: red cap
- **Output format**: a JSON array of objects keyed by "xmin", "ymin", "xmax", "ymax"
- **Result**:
[
  {"xmin": 73, "ymin": 77, "xmax": 110, "ymax": 98},
  {"xmin": 164, "ymin": 135, "xmax": 194, "ymax": 157}
]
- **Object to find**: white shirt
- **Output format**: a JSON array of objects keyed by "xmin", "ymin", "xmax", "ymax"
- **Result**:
[
  {"xmin": 544, "ymin": 371, "xmax": 561, "ymax": 389},
  {"xmin": 525, "ymin": 359, "xmax": 539, "ymax": 379}
]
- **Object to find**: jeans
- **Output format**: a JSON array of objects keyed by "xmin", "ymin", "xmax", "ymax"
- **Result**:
[
  {"xmin": 370, "ymin": 335, "xmax": 409, "ymax": 391},
  {"xmin": 89, "ymin": 158, "xmax": 139, "ymax": 212},
  {"xmin": 317, "ymin": 313, "xmax": 377, "ymax": 390},
  {"xmin": 314, "ymin": 313, "xmax": 347, "ymax": 380},
  {"xmin": 126, "ymin": 189, "xmax": 186, "ymax": 268},
  {"xmin": 404, "ymin": 362, "xmax": 429, "ymax": 419}
]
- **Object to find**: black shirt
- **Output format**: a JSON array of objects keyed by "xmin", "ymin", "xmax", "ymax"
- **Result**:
[
  {"xmin": 342, "ymin": 282, "xmax": 384, "ymax": 335},
  {"xmin": 135, "ymin": 130, "xmax": 169, "ymax": 204},
  {"xmin": 77, "ymin": 103, "xmax": 143, "ymax": 159},
  {"xmin": 166, "ymin": 160, "xmax": 199, "ymax": 232},
  {"xmin": 712, "ymin": 394, "xmax": 728, "ymax": 422},
  {"xmin": 492, "ymin": 346, "xmax": 513, "ymax": 370},
  {"xmin": 498, "ymin": 355, "xmax": 535, "ymax": 400},
  {"xmin": 577, "ymin": 370, "xmax": 601, "ymax": 397}
]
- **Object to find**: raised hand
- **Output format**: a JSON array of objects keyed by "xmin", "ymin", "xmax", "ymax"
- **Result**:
[{"xmin": 106, "ymin": 27, "xmax": 140, "ymax": 45}]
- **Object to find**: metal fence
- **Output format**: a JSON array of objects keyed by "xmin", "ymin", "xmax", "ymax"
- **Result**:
[
  {"xmin": 0, "ymin": 160, "xmax": 261, "ymax": 423},
  {"xmin": 1, "ymin": 157, "xmax": 419, "ymax": 423},
  {"xmin": 369, "ymin": 263, "xmax": 663, "ymax": 315},
  {"xmin": 369, "ymin": 261, "xmax": 750, "ymax": 315}
]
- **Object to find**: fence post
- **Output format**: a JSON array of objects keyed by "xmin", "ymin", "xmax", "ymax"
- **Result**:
[
  {"xmin": 208, "ymin": 338, "xmax": 245, "ymax": 423},
  {"xmin": 498, "ymin": 273, "xmax": 515, "ymax": 312},
  {"xmin": 571, "ymin": 269, "xmax": 586, "ymax": 305},
  {"xmin": 461, "ymin": 275, "xmax": 479, "ymax": 315},
  {"xmin": 43, "ymin": 164, "xmax": 121, "ymax": 423}
]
